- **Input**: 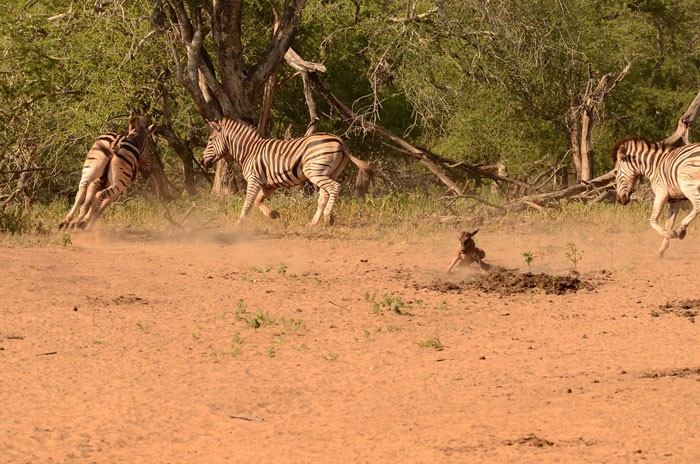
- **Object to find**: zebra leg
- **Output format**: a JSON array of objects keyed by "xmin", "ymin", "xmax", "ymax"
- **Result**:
[
  {"xmin": 254, "ymin": 187, "xmax": 279, "ymax": 219},
  {"xmin": 82, "ymin": 183, "xmax": 127, "ymax": 231},
  {"xmin": 657, "ymin": 202, "xmax": 681, "ymax": 258},
  {"xmin": 83, "ymin": 160, "xmax": 132, "ymax": 231},
  {"xmin": 60, "ymin": 154, "xmax": 110, "ymax": 230},
  {"xmin": 320, "ymin": 179, "xmax": 341, "ymax": 226},
  {"xmin": 678, "ymin": 200, "xmax": 700, "ymax": 240},
  {"xmin": 649, "ymin": 193, "xmax": 675, "ymax": 238},
  {"xmin": 73, "ymin": 178, "xmax": 104, "ymax": 230},
  {"xmin": 310, "ymin": 189, "xmax": 329, "ymax": 225},
  {"xmin": 238, "ymin": 180, "xmax": 262, "ymax": 224}
]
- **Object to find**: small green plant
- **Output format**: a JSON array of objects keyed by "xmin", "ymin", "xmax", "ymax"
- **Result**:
[
  {"xmin": 565, "ymin": 242, "xmax": 583, "ymax": 272},
  {"xmin": 61, "ymin": 232, "xmax": 72, "ymax": 247},
  {"xmin": 136, "ymin": 320, "xmax": 151, "ymax": 334},
  {"xmin": 279, "ymin": 317, "xmax": 306, "ymax": 333},
  {"xmin": 322, "ymin": 352, "xmax": 340, "ymax": 362},
  {"xmin": 521, "ymin": 251, "xmax": 534, "ymax": 272},
  {"xmin": 417, "ymin": 336, "xmax": 443, "ymax": 350},
  {"xmin": 277, "ymin": 265, "xmax": 288, "ymax": 275},
  {"xmin": 267, "ymin": 347, "xmax": 276, "ymax": 358},
  {"xmin": 192, "ymin": 332, "xmax": 201, "ymax": 341},
  {"xmin": 366, "ymin": 292, "xmax": 411, "ymax": 316},
  {"xmin": 245, "ymin": 312, "xmax": 276, "ymax": 329},
  {"xmin": 386, "ymin": 325, "xmax": 402, "ymax": 333},
  {"xmin": 230, "ymin": 332, "xmax": 244, "ymax": 357},
  {"xmin": 247, "ymin": 266, "xmax": 271, "ymax": 274}
]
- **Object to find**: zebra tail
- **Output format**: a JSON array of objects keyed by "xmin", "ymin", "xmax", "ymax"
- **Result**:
[
  {"xmin": 344, "ymin": 152, "xmax": 371, "ymax": 197},
  {"xmin": 350, "ymin": 154, "xmax": 373, "ymax": 197}
]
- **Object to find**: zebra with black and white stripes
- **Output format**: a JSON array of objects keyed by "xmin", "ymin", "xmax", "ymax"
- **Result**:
[
  {"xmin": 80, "ymin": 114, "xmax": 157, "ymax": 231},
  {"xmin": 612, "ymin": 136, "xmax": 700, "ymax": 257},
  {"xmin": 200, "ymin": 118, "xmax": 372, "ymax": 225},
  {"xmin": 59, "ymin": 131, "xmax": 126, "ymax": 230}
]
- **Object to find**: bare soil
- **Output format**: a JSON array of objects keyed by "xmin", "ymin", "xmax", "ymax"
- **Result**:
[{"xmin": 2, "ymin": 223, "xmax": 700, "ymax": 463}]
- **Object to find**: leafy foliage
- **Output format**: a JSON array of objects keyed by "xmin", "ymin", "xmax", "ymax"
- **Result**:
[{"xmin": 1, "ymin": 0, "xmax": 699, "ymax": 212}]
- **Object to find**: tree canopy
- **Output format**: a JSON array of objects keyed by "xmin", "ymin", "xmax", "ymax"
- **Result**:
[{"xmin": 1, "ymin": 0, "xmax": 699, "ymax": 207}]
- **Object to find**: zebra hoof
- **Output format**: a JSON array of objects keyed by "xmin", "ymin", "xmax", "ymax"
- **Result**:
[
  {"xmin": 665, "ymin": 230, "xmax": 678, "ymax": 239},
  {"xmin": 679, "ymin": 229, "xmax": 687, "ymax": 240},
  {"xmin": 58, "ymin": 221, "xmax": 68, "ymax": 231},
  {"xmin": 269, "ymin": 210, "xmax": 280, "ymax": 219},
  {"xmin": 76, "ymin": 221, "xmax": 88, "ymax": 230},
  {"xmin": 325, "ymin": 215, "xmax": 335, "ymax": 226}
]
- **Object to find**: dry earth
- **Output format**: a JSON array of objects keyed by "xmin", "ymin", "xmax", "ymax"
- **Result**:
[{"xmin": 2, "ymin": 221, "xmax": 700, "ymax": 463}]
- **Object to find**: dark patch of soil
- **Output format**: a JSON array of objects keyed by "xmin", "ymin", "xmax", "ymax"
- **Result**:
[
  {"xmin": 425, "ymin": 268, "xmax": 598, "ymax": 296},
  {"xmin": 504, "ymin": 434, "xmax": 555, "ymax": 447},
  {"xmin": 112, "ymin": 294, "xmax": 148, "ymax": 305},
  {"xmin": 641, "ymin": 367, "xmax": 700, "ymax": 379},
  {"xmin": 652, "ymin": 299, "xmax": 700, "ymax": 321}
]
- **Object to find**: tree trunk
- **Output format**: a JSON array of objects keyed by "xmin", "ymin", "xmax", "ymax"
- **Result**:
[
  {"xmin": 567, "ymin": 91, "xmax": 581, "ymax": 184},
  {"xmin": 163, "ymin": 0, "xmax": 308, "ymax": 197},
  {"xmin": 212, "ymin": 156, "xmax": 246, "ymax": 200},
  {"xmin": 580, "ymin": 108, "xmax": 594, "ymax": 182},
  {"xmin": 664, "ymin": 90, "xmax": 700, "ymax": 146}
]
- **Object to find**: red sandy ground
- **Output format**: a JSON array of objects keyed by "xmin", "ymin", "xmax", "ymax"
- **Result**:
[{"xmin": 2, "ymin": 222, "xmax": 700, "ymax": 463}]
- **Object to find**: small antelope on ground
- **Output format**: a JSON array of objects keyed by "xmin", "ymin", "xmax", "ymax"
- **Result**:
[{"xmin": 447, "ymin": 229, "xmax": 488, "ymax": 274}]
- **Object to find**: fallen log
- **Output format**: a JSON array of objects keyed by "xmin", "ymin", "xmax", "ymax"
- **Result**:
[{"xmin": 506, "ymin": 170, "xmax": 616, "ymax": 212}]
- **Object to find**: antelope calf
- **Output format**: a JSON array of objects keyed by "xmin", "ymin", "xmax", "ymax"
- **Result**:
[{"xmin": 447, "ymin": 229, "xmax": 487, "ymax": 274}]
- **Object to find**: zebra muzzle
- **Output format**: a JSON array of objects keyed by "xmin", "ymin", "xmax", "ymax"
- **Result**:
[{"xmin": 617, "ymin": 193, "xmax": 630, "ymax": 205}]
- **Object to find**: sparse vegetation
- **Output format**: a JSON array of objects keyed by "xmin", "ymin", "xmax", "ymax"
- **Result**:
[
  {"xmin": 229, "ymin": 333, "xmax": 244, "ymax": 357},
  {"xmin": 245, "ymin": 312, "xmax": 276, "ymax": 329},
  {"xmin": 522, "ymin": 251, "xmax": 534, "ymax": 272},
  {"xmin": 417, "ymin": 336, "xmax": 444, "ymax": 350},
  {"xmin": 565, "ymin": 242, "xmax": 584, "ymax": 272},
  {"xmin": 136, "ymin": 320, "xmax": 152, "ymax": 334}
]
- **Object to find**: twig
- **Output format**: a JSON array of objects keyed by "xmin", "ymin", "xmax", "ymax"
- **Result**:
[{"xmin": 227, "ymin": 414, "xmax": 264, "ymax": 422}]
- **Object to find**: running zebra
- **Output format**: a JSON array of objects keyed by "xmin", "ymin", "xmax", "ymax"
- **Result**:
[
  {"xmin": 59, "ymin": 131, "xmax": 126, "ymax": 230},
  {"xmin": 80, "ymin": 115, "xmax": 157, "ymax": 231},
  {"xmin": 612, "ymin": 136, "xmax": 700, "ymax": 257},
  {"xmin": 200, "ymin": 118, "xmax": 372, "ymax": 225}
]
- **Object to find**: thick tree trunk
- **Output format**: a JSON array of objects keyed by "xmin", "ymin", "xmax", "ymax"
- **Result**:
[
  {"xmin": 212, "ymin": 156, "xmax": 246, "ymax": 200},
  {"xmin": 163, "ymin": 0, "xmax": 308, "ymax": 198}
]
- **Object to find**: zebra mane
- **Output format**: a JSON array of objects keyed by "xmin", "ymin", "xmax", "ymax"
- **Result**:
[
  {"xmin": 610, "ymin": 136, "xmax": 667, "ymax": 163},
  {"xmin": 219, "ymin": 117, "xmax": 262, "ymax": 138}
]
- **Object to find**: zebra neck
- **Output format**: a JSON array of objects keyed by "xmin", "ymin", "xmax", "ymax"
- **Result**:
[
  {"xmin": 223, "ymin": 124, "xmax": 262, "ymax": 164},
  {"xmin": 628, "ymin": 149, "xmax": 664, "ymax": 180}
]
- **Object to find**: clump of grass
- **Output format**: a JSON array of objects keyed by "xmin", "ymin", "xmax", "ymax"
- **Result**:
[
  {"xmin": 365, "ymin": 292, "xmax": 412, "ymax": 316},
  {"xmin": 230, "ymin": 333, "xmax": 244, "ymax": 357},
  {"xmin": 136, "ymin": 320, "xmax": 152, "ymax": 334},
  {"xmin": 322, "ymin": 352, "xmax": 340, "ymax": 362},
  {"xmin": 417, "ymin": 336, "xmax": 443, "ymax": 350},
  {"xmin": 245, "ymin": 311, "xmax": 276, "ymax": 329}
]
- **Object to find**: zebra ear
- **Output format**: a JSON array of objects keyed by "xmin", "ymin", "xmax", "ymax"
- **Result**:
[
  {"xmin": 208, "ymin": 120, "xmax": 222, "ymax": 132},
  {"xmin": 148, "ymin": 123, "xmax": 158, "ymax": 135},
  {"xmin": 617, "ymin": 144, "xmax": 628, "ymax": 161},
  {"xmin": 470, "ymin": 229, "xmax": 479, "ymax": 237}
]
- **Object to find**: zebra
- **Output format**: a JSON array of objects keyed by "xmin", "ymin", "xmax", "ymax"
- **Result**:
[
  {"xmin": 200, "ymin": 118, "xmax": 372, "ymax": 225},
  {"xmin": 612, "ymin": 136, "xmax": 700, "ymax": 257},
  {"xmin": 59, "ymin": 131, "xmax": 126, "ymax": 230},
  {"xmin": 80, "ymin": 115, "xmax": 157, "ymax": 231}
]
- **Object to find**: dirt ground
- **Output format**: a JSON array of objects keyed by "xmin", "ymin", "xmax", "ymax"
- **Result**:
[{"xmin": 2, "ymin": 221, "xmax": 700, "ymax": 463}]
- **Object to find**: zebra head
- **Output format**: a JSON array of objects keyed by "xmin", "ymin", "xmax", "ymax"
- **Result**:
[
  {"xmin": 201, "ymin": 120, "xmax": 228, "ymax": 169},
  {"xmin": 611, "ymin": 139, "xmax": 640, "ymax": 206},
  {"xmin": 127, "ymin": 115, "xmax": 158, "ymax": 178}
]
